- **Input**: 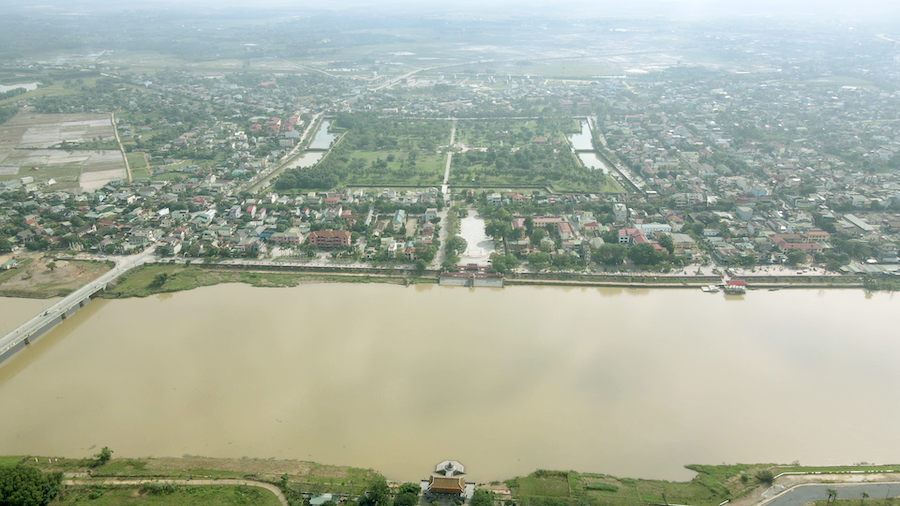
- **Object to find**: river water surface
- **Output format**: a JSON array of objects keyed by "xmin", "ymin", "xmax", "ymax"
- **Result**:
[{"xmin": 1, "ymin": 284, "xmax": 899, "ymax": 482}]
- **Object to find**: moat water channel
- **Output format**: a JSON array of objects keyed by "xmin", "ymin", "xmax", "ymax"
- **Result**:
[
  {"xmin": 1, "ymin": 285, "xmax": 899, "ymax": 482},
  {"xmin": 568, "ymin": 120, "xmax": 612, "ymax": 173}
]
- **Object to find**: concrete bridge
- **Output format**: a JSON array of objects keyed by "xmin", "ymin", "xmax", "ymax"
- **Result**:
[{"xmin": 0, "ymin": 247, "xmax": 156, "ymax": 366}]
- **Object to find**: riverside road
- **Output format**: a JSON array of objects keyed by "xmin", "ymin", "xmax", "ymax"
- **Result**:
[{"xmin": 764, "ymin": 483, "xmax": 900, "ymax": 506}]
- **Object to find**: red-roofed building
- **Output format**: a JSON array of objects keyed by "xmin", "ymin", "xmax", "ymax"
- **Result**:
[
  {"xmin": 307, "ymin": 229, "xmax": 351, "ymax": 248},
  {"xmin": 618, "ymin": 228, "xmax": 648, "ymax": 245}
]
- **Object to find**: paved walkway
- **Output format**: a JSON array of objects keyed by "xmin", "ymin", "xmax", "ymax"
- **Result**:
[{"xmin": 63, "ymin": 478, "xmax": 289, "ymax": 506}]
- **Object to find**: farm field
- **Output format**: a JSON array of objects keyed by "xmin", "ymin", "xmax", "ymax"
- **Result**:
[{"xmin": 0, "ymin": 111, "xmax": 126, "ymax": 191}]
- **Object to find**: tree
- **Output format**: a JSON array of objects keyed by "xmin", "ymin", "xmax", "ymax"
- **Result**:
[
  {"xmin": 627, "ymin": 243, "xmax": 664, "ymax": 266},
  {"xmin": 755, "ymin": 469, "xmax": 775, "ymax": 486},
  {"xmin": 95, "ymin": 446, "xmax": 113, "ymax": 467},
  {"xmin": 827, "ymin": 489, "xmax": 838, "ymax": 505},
  {"xmin": 471, "ymin": 490, "xmax": 495, "ymax": 506},
  {"xmin": 528, "ymin": 252, "xmax": 551, "ymax": 269},
  {"xmin": 360, "ymin": 476, "xmax": 391, "ymax": 506},
  {"xmin": 861, "ymin": 491, "xmax": 869, "ymax": 506},
  {"xmin": 150, "ymin": 273, "xmax": 169, "ymax": 288},
  {"xmin": 397, "ymin": 483, "xmax": 421, "ymax": 496},
  {"xmin": 446, "ymin": 236, "xmax": 468, "ymax": 255},
  {"xmin": 786, "ymin": 249, "xmax": 807, "ymax": 266},
  {"xmin": 0, "ymin": 465, "xmax": 62, "ymax": 506},
  {"xmin": 595, "ymin": 243, "xmax": 626, "ymax": 265},
  {"xmin": 46, "ymin": 262, "xmax": 57, "ymax": 272},
  {"xmin": 0, "ymin": 238, "xmax": 13, "ymax": 253},
  {"xmin": 395, "ymin": 493, "xmax": 418, "ymax": 506},
  {"xmin": 415, "ymin": 259, "xmax": 427, "ymax": 275},
  {"xmin": 658, "ymin": 235, "xmax": 675, "ymax": 255},
  {"xmin": 490, "ymin": 253, "xmax": 518, "ymax": 274}
]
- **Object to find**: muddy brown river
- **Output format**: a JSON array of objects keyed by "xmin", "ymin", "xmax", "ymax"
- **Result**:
[{"xmin": 1, "ymin": 284, "xmax": 899, "ymax": 482}]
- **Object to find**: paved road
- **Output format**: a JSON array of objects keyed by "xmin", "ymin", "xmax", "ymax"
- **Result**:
[
  {"xmin": 64, "ymin": 479, "xmax": 288, "ymax": 506},
  {"xmin": 764, "ymin": 483, "xmax": 900, "ymax": 506},
  {"xmin": 244, "ymin": 112, "xmax": 323, "ymax": 194},
  {"xmin": 441, "ymin": 120, "xmax": 456, "ymax": 203},
  {"xmin": 0, "ymin": 247, "xmax": 156, "ymax": 358}
]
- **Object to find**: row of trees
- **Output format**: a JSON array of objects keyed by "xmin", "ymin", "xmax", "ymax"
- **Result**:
[{"xmin": 0, "ymin": 466, "xmax": 62, "ymax": 506}]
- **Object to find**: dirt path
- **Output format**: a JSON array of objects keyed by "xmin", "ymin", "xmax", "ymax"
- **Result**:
[
  {"xmin": 64, "ymin": 478, "xmax": 288, "ymax": 506},
  {"xmin": 111, "ymin": 112, "xmax": 132, "ymax": 183}
]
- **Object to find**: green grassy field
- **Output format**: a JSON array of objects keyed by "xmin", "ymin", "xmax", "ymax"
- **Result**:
[
  {"xmin": 126, "ymin": 152, "xmax": 148, "ymax": 169},
  {"xmin": 0, "ymin": 456, "xmax": 25, "ymax": 467},
  {"xmin": 27, "ymin": 455, "xmax": 379, "ymax": 498},
  {"xmin": 105, "ymin": 264, "xmax": 302, "ymax": 297},
  {"xmin": 446, "ymin": 118, "xmax": 623, "ymax": 193},
  {"xmin": 0, "ymin": 82, "xmax": 89, "ymax": 107},
  {"xmin": 104, "ymin": 264, "xmax": 427, "ymax": 298},
  {"xmin": 508, "ymin": 465, "xmax": 780, "ymax": 506},
  {"xmin": 52, "ymin": 485, "xmax": 281, "ymax": 506}
]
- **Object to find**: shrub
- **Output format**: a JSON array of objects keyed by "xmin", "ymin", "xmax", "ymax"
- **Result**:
[
  {"xmin": 755, "ymin": 470, "xmax": 775, "ymax": 486},
  {"xmin": 585, "ymin": 483, "xmax": 619, "ymax": 493}
]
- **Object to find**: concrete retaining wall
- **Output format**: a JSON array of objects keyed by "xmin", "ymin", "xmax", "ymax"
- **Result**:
[{"xmin": 439, "ymin": 276, "xmax": 470, "ymax": 287}]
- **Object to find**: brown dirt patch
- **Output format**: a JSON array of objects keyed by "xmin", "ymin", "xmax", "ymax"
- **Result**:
[{"xmin": 0, "ymin": 253, "xmax": 112, "ymax": 298}]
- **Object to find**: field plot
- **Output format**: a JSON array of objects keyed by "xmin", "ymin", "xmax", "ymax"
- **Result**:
[
  {"xmin": 0, "ymin": 111, "xmax": 126, "ymax": 191},
  {"xmin": 450, "ymin": 119, "xmax": 624, "ymax": 193}
]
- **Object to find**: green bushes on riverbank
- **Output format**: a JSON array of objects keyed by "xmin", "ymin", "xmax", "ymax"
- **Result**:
[
  {"xmin": 52, "ymin": 485, "xmax": 281, "ymax": 506},
  {"xmin": 7, "ymin": 455, "xmax": 900, "ymax": 506},
  {"xmin": 507, "ymin": 465, "xmax": 778, "ymax": 506},
  {"xmin": 103, "ymin": 264, "xmax": 432, "ymax": 298}
]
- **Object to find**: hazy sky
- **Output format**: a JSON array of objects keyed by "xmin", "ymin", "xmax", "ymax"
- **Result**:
[{"xmin": 14, "ymin": 0, "xmax": 900, "ymax": 20}]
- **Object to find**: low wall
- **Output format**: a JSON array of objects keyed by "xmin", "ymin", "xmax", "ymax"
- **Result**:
[
  {"xmin": 439, "ymin": 276, "xmax": 470, "ymax": 287},
  {"xmin": 474, "ymin": 276, "xmax": 504, "ymax": 288}
]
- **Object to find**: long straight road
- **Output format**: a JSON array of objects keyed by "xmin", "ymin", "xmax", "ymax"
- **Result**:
[
  {"xmin": 441, "ymin": 119, "xmax": 456, "ymax": 202},
  {"xmin": 242, "ymin": 112, "xmax": 323, "ymax": 195}
]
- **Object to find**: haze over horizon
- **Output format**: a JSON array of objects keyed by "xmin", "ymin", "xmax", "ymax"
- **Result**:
[{"xmin": 9, "ymin": 0, "xmax": 900, "ymax": 20}]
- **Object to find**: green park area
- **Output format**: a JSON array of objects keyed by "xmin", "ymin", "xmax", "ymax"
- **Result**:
[
  {"xmin": 103, "ymin": 263, "xmax": 425, "ymax": 298},
  {"xmin": 450, "ymin": 119, "xmax": 623, "ymax": 193},
  {"xmin": 275, "ymin": 115, "xmax": 623, "ymax": 193},
  {"xmin": 52, "ymin": 485, "xmax": 282, "ymax": 506},
  {"xmin": 276, "ymin": 114, "xmax": 451, "ymax": 191}
]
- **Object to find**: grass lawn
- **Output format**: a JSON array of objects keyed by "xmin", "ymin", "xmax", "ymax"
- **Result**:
[
  {"xmin": 0, "ymin": 456, "xmax": 25, "ymax": 467},
  {"xmin": 28, "ymin": 455, "xmax": 379, "ymax": 497},
  {"xmin": 513, "ymin": 471, "xmax": 571, "ymax": 497},
  {"xmin": 0, "ymin": 82, "xmax": 86, "ymax": 107},
  {"xmin": 509, "ymin": 465, "xmax": 780, "ymax": 506},
  {"xmin": 104, "ymin": 264, "xmax": 425, "ymax": 298},
  {"xmin": 130, "ymin": 168, "xmax": 150, "ymax": 179},
  {"xmin": 126, "ymin": 152, "xmax": 148, "ymax": 169},
  {"xmin": 343, "ymin": 149, "xmax": 445, "ymax": 186},
  {"xmin": 105, "ymin": 264, "xmax": 302, "ymax": 297},
  {"xmin": 448, "ymin": 118, "xmax": 622, "ymax": 193},
  {"xmin": 52, "ymin": 485, "xmax": 282, "ymax": 506}
]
